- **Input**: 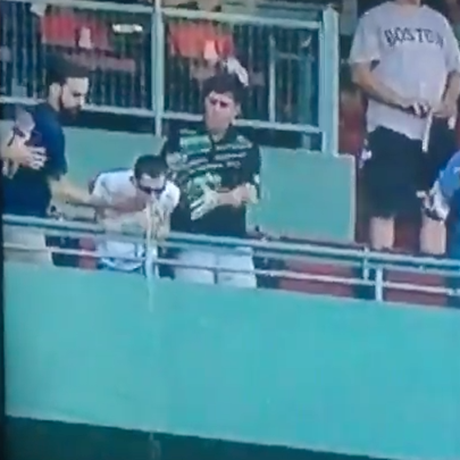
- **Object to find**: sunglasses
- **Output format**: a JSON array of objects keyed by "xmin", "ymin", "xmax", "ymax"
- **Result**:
[
  {"xmin": 208, "ymin": 97, "xmax": 231, "ymax": 109},
  {"xmin": 137, "ymin": 183, "xmax": 165, "ymax": 196}
]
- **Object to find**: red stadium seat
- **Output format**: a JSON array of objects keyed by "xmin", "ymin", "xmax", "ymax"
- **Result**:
[
  {"xmin": 278, "ymin": 238, "xmax": 363, "ymax": 298},
  {"xmin": 78, "ymin": 176, "xmax": 98, "ymax": 270},
  {"xmin": 79, "ymin": 237, "xmax": 98, "ymax": 270},
  {"xmin": 384, "ymin": 270, "xmax": 447, "ymax": 307},
  {"xmin": 40, "ymin": 10, "xmax": 111, "ymax": 50},
  {"xmin": 280, "ymin": 260, "xmax": 356, "ymax": 298}
]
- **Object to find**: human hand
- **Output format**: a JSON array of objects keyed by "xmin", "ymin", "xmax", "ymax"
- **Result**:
[
  {"xmin": 433, "ymin": 97, "xmax": 457, "ymax": 120},
  {"xmin": 417, "ymin": 182, "xmax": 450, "ymax": 222},
  {"xmin": 190, "ymin": 185, "xmax": 219, "ymax": 220},
  {"xmin": 227, "ymin": 184, "xmax": 257, "ymax": 207},
  {"xmin": 398, "ymin": 97, "xmax": 431, "ymax": 117},
  {"xmin": 3, "ymin": 132, "xmax": 46, "ymax": 173}
]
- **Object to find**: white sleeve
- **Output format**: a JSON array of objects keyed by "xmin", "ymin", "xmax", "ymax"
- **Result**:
[
  {"xmin": 161, "ymin": 182, "xmax": 181, "ymax": 215},
  {"xmin": 92, "ymin": 173, "xmax": 112, "ymax": 202},
  {"xmin": 442, "ymin": 17, "xmax": 460, "ymax": 73},
  {"xmin": 349, "ymin": 11, "xmax": 381, "ymax": 64},
  {"xmin": 170, "ymin": 183, "xmax": 181, "ymax": 210},
  {"xmin": 91, "ymin": 174, "xmax": 108, "ymax": 198}
]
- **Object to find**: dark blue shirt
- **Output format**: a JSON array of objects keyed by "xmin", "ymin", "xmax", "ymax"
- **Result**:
[{"xmin": 3, "ymin": 103, "xmax": 68, "ymax": 217}]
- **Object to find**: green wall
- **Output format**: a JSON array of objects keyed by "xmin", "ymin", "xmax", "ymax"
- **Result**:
[
  {"xmin": 1, "ymin": 121, "xmax": 355, "ymax": 241},
  {"xmin": 5, "ymin": 263, "xmax": 460, "ymax": 460}
]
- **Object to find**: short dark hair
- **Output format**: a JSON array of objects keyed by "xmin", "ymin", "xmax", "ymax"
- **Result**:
[
  {"xmin": 133, "ymin": 155, "xmax": 168, "ymax": 180},
  {"xmin": 203, "ymin": 73, "xmax": 244, "ymax": 104},
  {"xmin": 45, "ymin": 54, "xmax": 89, "ymax": 88}
]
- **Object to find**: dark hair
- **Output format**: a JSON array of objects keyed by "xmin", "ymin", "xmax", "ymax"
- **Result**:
[
  {"xmin": 133, "ymin": 155, "xmax": 168, "ymax": 180},
  {"xmin": 202, "ymin": 73, "xmax": 244, "ymax": 104},
  {"xmin": 45, "ymin": 54, "xmax": 89, "ymax": 88}
]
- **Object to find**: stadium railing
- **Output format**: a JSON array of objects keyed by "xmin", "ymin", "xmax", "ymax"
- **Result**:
[
  {"xmin": 0, "ymin": 0, "xmax": 339, "ymax": 154},
  {"xmin": 4, "ymin": 214, "xmax": 460, "ymax": 306}
]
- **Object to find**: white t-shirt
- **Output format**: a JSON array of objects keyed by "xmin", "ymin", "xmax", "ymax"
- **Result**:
[
  {"xmin": 349, "ymin": 1, "xmax": 460, "ymax": 140},
  {"xmin": 92, "ymin": 169, "xmax": 180, "ymax": 272}
]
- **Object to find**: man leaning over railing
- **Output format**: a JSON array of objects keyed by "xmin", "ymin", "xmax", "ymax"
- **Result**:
[
  {"xmin": 163, "ymin": 72, "xmax": 260, "ymax": 288},
  {"xmin": 91, "ymin": 155, "xmax": 180, "ymax": 274}
]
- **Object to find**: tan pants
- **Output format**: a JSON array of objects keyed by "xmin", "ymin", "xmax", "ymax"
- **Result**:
[{"xmin": 3, "ymin": 225, "xmax": 52, "ymax": 265}]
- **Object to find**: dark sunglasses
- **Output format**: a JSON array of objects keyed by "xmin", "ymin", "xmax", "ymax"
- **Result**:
[
  {"xmin": 137, "ymin": 183, "xmax": 166, "ymax": 196},
  {"xmin": 209, "ymin": 97, "xmax": 231, "ymax": 109}
]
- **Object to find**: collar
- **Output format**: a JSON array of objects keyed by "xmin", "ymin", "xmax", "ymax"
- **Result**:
[{"xmin": 197, "ymin": 120, "xmax": 237, "ymax": 145}]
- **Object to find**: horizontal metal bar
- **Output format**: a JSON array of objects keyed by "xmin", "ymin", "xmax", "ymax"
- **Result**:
[
  {"xmin": 3, "ymin": 0, "xmax": 153, "ymax": 13},
  {"xmin": 5, "ymin": 240, "xmax": 458, "ymax": 298},
  {"xmin": 0, "ymin": 97, "xmax": 155, "ymax": 118},
  {"xmin": 163, "ymin": 111, "xmax": 322, "ymax": 134},
  {"xmin": 1, "ymin": 99, "xmax": 319, "ymax": 133},
  {"xmin": 4, "ymin": 0, "xmax": 321, "ymax": 28},
  {"xmin": 161, "ymin": 7, "xmax": 321, "ymax": 30},
  {"xmin": 5, "ymin": 214, "xmax": 460, "ymax": 271}
]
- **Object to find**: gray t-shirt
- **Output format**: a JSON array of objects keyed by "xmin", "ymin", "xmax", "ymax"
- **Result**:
[{"xmin": 349, "ymin": 1, "xmax": 460, "ymax": 140}]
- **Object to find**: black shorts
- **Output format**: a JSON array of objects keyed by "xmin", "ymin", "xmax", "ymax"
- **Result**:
[{"xmin": 363, "ymin": 122, "xmax": 457, "ymax": 218}]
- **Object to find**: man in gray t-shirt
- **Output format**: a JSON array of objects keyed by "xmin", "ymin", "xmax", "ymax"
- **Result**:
[{"xmin": 349, "ymin": 0, "xmax": 460, "ymax": 256}]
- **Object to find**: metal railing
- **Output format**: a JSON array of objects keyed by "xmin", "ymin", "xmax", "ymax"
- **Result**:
[
  {"xmin": 4, "ymin": 214, "xmax": 460, "ymax": 306},
  {"xmin": 0, "ymin": 0, "xmax": 338, "ymax": 153}
]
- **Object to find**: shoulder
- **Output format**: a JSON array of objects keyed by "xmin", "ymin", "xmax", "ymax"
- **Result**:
[
  {"xmin": 422, "ymin": 6, "xmax": 452, "ymax": 29},
  {"xmin": 32, "ymin": 103, "xmax": 62, "ymax": 134},
  {"xmin": 164, "ymin": 180, "xmax": 181, "ymax": 200},
  {"xmin": 95, "ymin": 169, "xmax": 133, "ymax": 192},
  {"xmin": 234, "ymin": 132, "xmax": 255, "ymax": 150},
  {"xmin": 357, "ymin": 3, "xmax": 391, "ymax": 25}
]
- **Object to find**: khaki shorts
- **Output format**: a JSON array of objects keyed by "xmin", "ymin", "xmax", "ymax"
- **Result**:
[{"xmin": 3, "ymin": 225, "xmax": 52, "ymax": 265}]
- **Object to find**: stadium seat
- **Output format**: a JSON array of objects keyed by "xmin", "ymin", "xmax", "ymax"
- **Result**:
[
  {"xmin": 384, "ymin": 270, "xmax": 448, "ymax": 307},
  {"xmin": 77, "ymin": 177, "xmax": 99, "ymax": 270},
  {"xmin": 278, "ymin": 238, "xmax": 362, "ymax": 298},
  {"xmin": 78, "ymin": 237, "xmax": 98, "ymax": 270}
]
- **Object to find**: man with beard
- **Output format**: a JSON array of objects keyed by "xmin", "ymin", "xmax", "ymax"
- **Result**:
[{"xmin": 1, "ymin": 55, "xmax": 127, "ymax": 264}]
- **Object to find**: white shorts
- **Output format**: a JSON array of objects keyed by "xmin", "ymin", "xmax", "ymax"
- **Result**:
[
  {"xmin": 174, "ymin": 246, "xmax": 257, "ymax": 288},
  {"xmin": 4, "ymin": 225, "xmax": 52, "ymax": 265}
]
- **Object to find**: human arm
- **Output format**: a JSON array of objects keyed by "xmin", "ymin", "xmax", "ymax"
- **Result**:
[
  {"xmin": 50, "ymin": 171, "xmax": 144, "ymax": 213},
  {"xmin": 434, "ymin": 17, "xmax": 460, "ymax": 119},
  {"xmin": 217, "ymin": 144, "xmax": 261, "ymax": 207},
  {"xmin": 150, "ymin": 183, "xmax": 181, "ymax": 240}
]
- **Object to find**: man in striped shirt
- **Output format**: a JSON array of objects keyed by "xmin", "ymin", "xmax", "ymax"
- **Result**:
[{"xmin": 164, "ymin": 73, "xmax": 261, "ymax": 288}]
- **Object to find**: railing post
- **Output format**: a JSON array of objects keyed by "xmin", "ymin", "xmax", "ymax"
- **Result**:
[
  {"xmin": 374, "ymin": 267, "xmax": 384, "ymax": 302},
  {"xmin": 319, "ymin": 5, "xmax": 339, "ymax": 156},
  {"xmin": 153, "ymin": 0, "xmax": 165, "ymax": 137}
]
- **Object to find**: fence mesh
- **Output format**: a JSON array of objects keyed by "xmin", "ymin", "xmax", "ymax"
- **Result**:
[
  {"xmin": 0, "ymin": 1, "xmax": 152, "ymax": 111},
  {"xmin": 164, "ymin": 15, "xmax": 319, "ymax": 126},
  {"xmin": 0, "ymin": 0, "xmax": 324, "ymax": 130}
]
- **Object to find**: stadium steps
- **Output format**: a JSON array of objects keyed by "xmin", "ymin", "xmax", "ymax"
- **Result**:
[
  {"xmin": 279, "ymin": 259, "xmax": 356, "ymax": 298},
  {"xmin": 278, "ymin": 238, "xmax": 361, "ymax": 298},
  {"xmin": 384, "ymin": 270, "xmax": 448, "ymax": 307}
]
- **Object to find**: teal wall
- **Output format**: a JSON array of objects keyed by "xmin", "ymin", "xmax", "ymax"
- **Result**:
[
  {"xmin": 0, "ymin": 122, "xmax": 355, "ymax": 241},
  {"xmin": 6, "ymin": 263, "xmax": 460, "ymax": 460}
]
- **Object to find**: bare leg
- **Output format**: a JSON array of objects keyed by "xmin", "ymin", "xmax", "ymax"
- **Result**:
[
  {"xmin": 420, "ymin": 214, "xmax": 446, "ymax": 255},
  {"xmin": 369, "ymin": 216, "xmax": 395, "ymax": 250}
]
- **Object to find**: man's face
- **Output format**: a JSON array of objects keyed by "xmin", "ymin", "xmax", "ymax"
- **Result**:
[
  {"xmin": 60, "ymin": 77, "xmax": 89, "ymax": 114},
  {"xmin": 135, "ymin": 173, "xmax": 166, "ymax": 198},
  {"xmin": 204, "ymin": 91, "xmax": 239, "ymax": 134}
]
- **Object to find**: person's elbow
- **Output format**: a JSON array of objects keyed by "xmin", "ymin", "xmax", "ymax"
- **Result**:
[{"xmin": 350, "ymin": 63, "xmax": 373, "ymax": 91}]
